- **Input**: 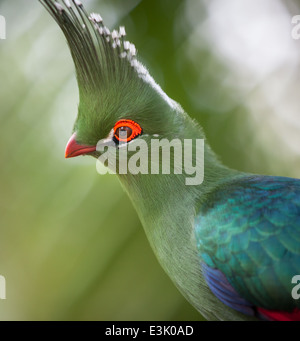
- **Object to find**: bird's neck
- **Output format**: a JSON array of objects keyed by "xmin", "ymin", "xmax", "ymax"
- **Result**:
[
  {"xmin": 116, "ymin": 113, "xmax": 240, "ymax": 249},
  {"xmin": 115, "ymin": 114, "xmax": 242, "ymax": 316}
]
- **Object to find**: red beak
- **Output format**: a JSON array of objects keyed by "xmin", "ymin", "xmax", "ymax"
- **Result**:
[{"xmin": 65, "ymin": 133, "xmax": 97, "ymax": 158}]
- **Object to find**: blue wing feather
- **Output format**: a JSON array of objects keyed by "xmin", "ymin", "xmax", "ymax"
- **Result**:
[{"xmin": 201, "ymin": 262, "xmax": 255, "ymax": 316}]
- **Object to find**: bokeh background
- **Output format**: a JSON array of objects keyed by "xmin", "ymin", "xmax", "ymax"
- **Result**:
[{"xmin": 0, "ymin": 0, "xmax": 300, "ymax": 320}]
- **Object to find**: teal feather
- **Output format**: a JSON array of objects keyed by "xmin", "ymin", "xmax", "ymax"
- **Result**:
[{"xmin": 195, "ymin": 175, "xmax": 300, "ymax": 312}]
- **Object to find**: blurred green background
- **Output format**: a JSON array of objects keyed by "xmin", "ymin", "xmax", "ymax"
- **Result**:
[{"xmin": 0, "ymin": 0, "xmax": 300, "ymax": 320}]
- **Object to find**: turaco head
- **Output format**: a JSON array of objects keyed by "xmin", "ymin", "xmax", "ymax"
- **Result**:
[{"xmin": 40, "ymin": 0, "xmax": 193, "ymax": 162}]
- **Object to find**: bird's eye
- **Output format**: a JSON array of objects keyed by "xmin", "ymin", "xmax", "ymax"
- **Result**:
[{"xmin": 113, "ymin": 119, "xmax": 142, "ymax": 143}]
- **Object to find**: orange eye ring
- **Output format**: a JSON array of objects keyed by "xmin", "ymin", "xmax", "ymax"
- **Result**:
[{"xmin": 113, "ymin": 119, "xmax": 143, "ymax": 143}]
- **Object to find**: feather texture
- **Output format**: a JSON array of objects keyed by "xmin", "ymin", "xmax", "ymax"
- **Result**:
[
  {"xmin": 40, "ymin": 0, "xmax": 139, "ymax": 95},
  {"xmin": 195, "ymin": 175, "xmax": 300, "ymax": 314},
  {"xmin": 39, "ymin": 0, "xmax": 182, "ymax": 147}
]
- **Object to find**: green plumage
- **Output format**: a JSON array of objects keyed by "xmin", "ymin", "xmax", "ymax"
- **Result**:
[{"xmin": 39, "ymin": 0, "xmax": 300, "ymax": 321}]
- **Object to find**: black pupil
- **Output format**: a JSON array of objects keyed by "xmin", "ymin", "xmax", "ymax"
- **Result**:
[{"xmin": 116, "ymin": 126, "xmax": 132, "ymax": 140}]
